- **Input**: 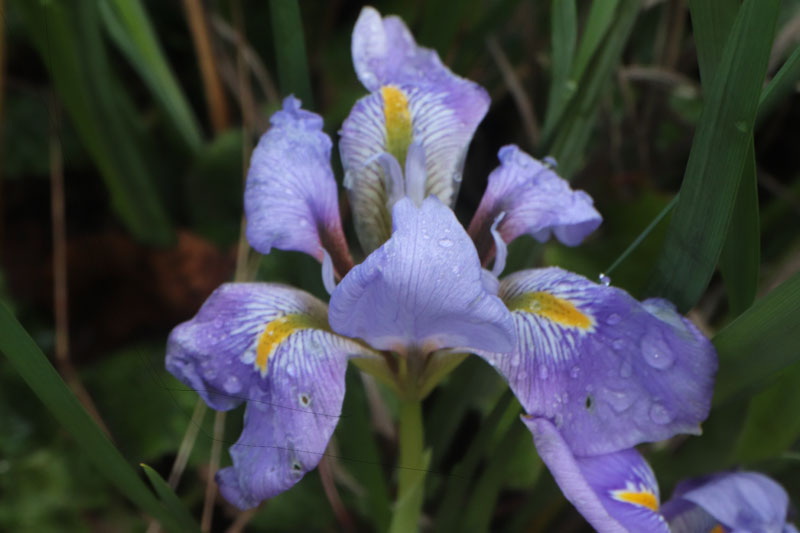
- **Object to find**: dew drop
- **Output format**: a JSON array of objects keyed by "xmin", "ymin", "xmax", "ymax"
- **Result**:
[
  {"xmin": 554, "ymin": 413, "xmax": 564, "ymax": 428},
  {"xmin": 438, "ymin": 238, "xmax": 453, "ymax": 248},
  {"xmin": 538, "ymin": 364, "xmax": 549, "ymax": 380},
  {"xmin": 606, "ymin": 313, "xmax": 621, "ymax": 325},
  {"xmin": 543, "ymin": 156, "xmax": 558, "ymax": 169},
  {"xmin": 619, "ymin": 360, "xmax": 633, "ymax": 378},
  {"xmin": 510, "ymin": 354, "xmax": 520, "ymax": 367},
  {"xmin": 599, "ymin": 273, "xmax": 611, "ymax": 286},
  {"xmin": 640, "ymin": 330, "xmax": 675, "ymax": 370},
  {"xmin": 604, "ymin": 389, "xmax": 634, "ymax": 413},
  {"xmin": 735, "ymin": 121, "xmax": 748, "ymax": 133},
  {"xmin": 203, "ymin": 367, "xmax": 217, "ymax": 380},
  {"xmin": 518, "ymin": 370, "xmax": 528, "ymax": 380},
  {"xmin": 612, "ymin": 339, "xmax": 626, "ymax": 351},
  {"xmin": 570, "ymin": 366, "xmax": 580, "ymax": 379},
  {"xmin": 286, "ymin": 364, "xmax": 296, "ymax": 377},
  {"xmin": 649, "ymin": 403, "xmax": 672, "ymax": 425},
  {"xmin": 223, "ymin": 375, "xmax": 241, "ymax": 394}
]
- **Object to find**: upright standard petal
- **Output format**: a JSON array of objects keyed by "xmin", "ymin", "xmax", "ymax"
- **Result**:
[
  {"xmin": 341, "ymin": 7, "xmax": 490, "ymax": 252},
  {"xmin": 478, "ymin": 267, "xmax": 717, "ymax": 456},
  {"xmin": 166, "ymin": 283, "xmax": 376, "ymax": 508},
  {"xmin": 468, "ymin": 146, "xmax": 601, "ymax": 265},
  {"xmin": 663, "ymin": 472, "xmax": 795, "ymax": 533},
  {"xmin": 525, "ymin": 417, "xmax": 669, "ymax": 533},
  {"xmin": 245, "ymin": 96, "xmax": 352, "ymax": 274},
  {"xmin": 329, "ymin": 197, "xmax": 514, "ymax": 355}
]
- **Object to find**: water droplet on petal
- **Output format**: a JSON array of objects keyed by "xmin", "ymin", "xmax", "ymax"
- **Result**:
[
  {"xmin": 510, "ymin": 354, "xmax": 520, "ymax": 367},
  {"xmin": 606, "ymin": 313, "xmax": 621, "ymax": 325},
  {"xmin": 285, "ymin": 364, "xmax": 296, "ymax": 377},
  {"xmin": 570, "ymin": 366, "xmax": 580, "ymax": 379},
  {"xmin": 612, "ymin": 339, "xmax": 626, "ymax": 351},
  {"xmin": 640, "ymin": 330, "xmax": 675, "ymax": 370},
  {"xmin": 554, "ymin": 413, "xmax": 564, "ymax": 428},
  {"xmin": 438, "ymin": 238, "xmax": 453, "ymax": 248},
  {"xmin": 203, "ymin": 367, "xmax": 217, "ymax": 380},
  {"xmin": 605, "ymin": 389, "xmax": 634, "ymax": 413},
  {"xmin": 538, "ymin": 365, "xmax": 549, "ymax": 380},
  {"xmin": 599, "ymin": 273, "xmax": 611, "ymax": 286},
  {"xmin": 223, "ymin": 375, "xmax": 241, "ymax": 394},
  {"xmin": 543, "ymin": 156, "xmax": 558, "ymax": 169},
  {"xmin": 619, "ymin": 360, "xmax": 633, "ymax": 378},
  {"xmin": 649, "ymin": 403, "xmax": 672, "ymax": 424}
]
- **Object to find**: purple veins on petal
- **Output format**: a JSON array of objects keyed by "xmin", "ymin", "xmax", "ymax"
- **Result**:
[
  {"xmin": 468, "ymin": 145, "xmax": 602, "ymax": 266},
  {"xmin": 524, "ymin": 417, "xmax": 669, "ymax": 533},
  {"xmin": 328, "ymin": 196, "xmax": 515, "ymax": 355},
  {"xmin": 166, "ymin": 282, "xmax": 377, "ymax": 508},
  {"xmin": 245, "ymin": 96, "xmax": 353, "ymax": 276},
  {"xmin": 476, "ymin": 267, "xmax": 717, "ymax": 456}
]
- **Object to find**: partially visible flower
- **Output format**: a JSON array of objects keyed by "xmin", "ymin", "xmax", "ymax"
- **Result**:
[{"xmin": 526, "ymin": 418, "xmax": 797, "ymax": 533}]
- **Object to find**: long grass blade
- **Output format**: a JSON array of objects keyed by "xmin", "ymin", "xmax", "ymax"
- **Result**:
[
  {"xmin": 0, "ymin": 303, "xmax": 182, "ymax": 531},
  {"xmin": 269, "ymin": 0, "xmax": 313, "ymax": 106},
  {"xmin": 141, "ymin": 464, "xmax": 200, "ymax": 532},
  {"xmin": 757, "ymin": 42, "xmax": 800, "ymax": 126},
  {"xmin": 99, "ymin": 0, "xmax": 203, "ymax": 151},
  {"xmin": 542, "ymin": 0, "xmax": 576, "ymax": 135},
  {"xmin": 646, "ymin": 0, "xmax": 779, "ymax": 311},
  {"xmin": 713, "ymin": 270, "xmax": 800, "ymax": 406}
]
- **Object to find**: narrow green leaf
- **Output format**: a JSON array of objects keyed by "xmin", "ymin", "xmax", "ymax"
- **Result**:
[
  {"xmin": 0, "ymin": 303, "xmax": 181, "ymax": 531},
  {"xmin": 542, "ymin": 0, "xmax": 640, "ymax": 179},
  {"xmin": 731, "ymin": 363, "xmax": 800, "ymax": 464},
  {"xmin": 140, "ymin": 464, "xmax": 200, "ymax": 532},
  {"xmin": 99, "ymin": 0, "xmax": 203, "ymax": 151},
  {"xmin": 570, "ymin": 0, "xmax": 620, "ymax": 80},
  {"xmin": 15, "ymin": 0, "xmax": 174, "ymax": 245},
  {"xmin": 542, "ymin": 0, "xmax": 577, "ymax": 137},
  {"xmin": 688, "ymin": 0, "xmax": 739, "ymax": 86},
  {"xmin": 713, "ymin": 270, "xmax": 800, "ymax": 406},
  {"xmin": 719, "ymin": 147, "xmax": 759, "ymax": 316},
  {"xmin": 757, "ymin": 42, "xmax": 800, "ymax": 126},
  {"xmin": 646, "ymin": 0, "xmax": 780, "ymax": 311},
  {"xmin": 269, "ymin": 0, "xmax": 313, "ymax": 106}
]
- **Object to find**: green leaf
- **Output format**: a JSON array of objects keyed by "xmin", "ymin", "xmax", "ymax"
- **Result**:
[
  {"xmin": 0, "ymin": 302, "xmax": 182, "ymax": 531},
  {"xmin": 646, "ymin": 0, "xmax": 780, "ymax": 311},
  {"xmin": 99, "ymin": 0, "xmax": 203, "ymax": 152},
  {"xmin": 140, "ymin": 464, "xmax": 200, "ymax": 532},
  {"xmin": 269, "ymin": 0, "xmax": 313, "ymax": 106},
  {"xmin": 688, "ymin": 0, "xmax": 739, "ymax": 85},
  {"xmin": 731, "ymin": 363, "xmax": 800, "ymax": 464},
  {"xmin": 14, "ymin": 0, "xmax": 174, "ymax": 245},
  {"xmin": 542, "ymin": 0, "xmax": 640, "ymax": 179},
  {"xmin": 570, "ymin": 0, "xmax": 621, "ymax": 82},
  {"xmin": 713, "ymin": 270, "xmax": 800, "ymax": 406},
  {"xmin": 757, "ymin": 42, "xmax": 800, "ymax": 126},
  {"xmin": 542, "ymin": 0, "xmax": 577, "ymax": 137}
]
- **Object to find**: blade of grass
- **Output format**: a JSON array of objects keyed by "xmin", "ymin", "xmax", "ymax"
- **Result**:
[
  {"xmin": 15, "ymin": 0, "xmax": 174, "ymax": 245},
  {"xmin": 0, "ymin": 302, "xmax": 182, "ymax": 531},
  {"xmin": 269, "ymin": 0, "xmax": 313, "ymax": 106},
  {"xmin": 542, "ymin": 0, "xmax": 577, "ymax": 140},
  {"xmin": 541, "ymin": 0, "xmax": 640, "ymax": 179},
  {"xmin": 713, "ymin": 270, "xmax": 800, "ymax": 407},
  {"xmin": 141, "ymin": 464, "xmax": 201, "ymax": 532},
  {"xmin": 646, "ymin": 0, "xmax": 780, "ymax": 311},
  {"xmin": 688, "ymin": 0, "xmax": 739, "ymax": 85},
  {"xmin": 757, "ymin": 42, "xmax": 800, "ymax": 127},
  {"xmin": 99, "ymin": 0, "xmax": 203, "ymax": 151}
]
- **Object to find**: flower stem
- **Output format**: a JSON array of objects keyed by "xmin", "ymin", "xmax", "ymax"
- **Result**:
[{"xmin": 389, "ymin": 398, "xmax": 426, "ymax": 533}]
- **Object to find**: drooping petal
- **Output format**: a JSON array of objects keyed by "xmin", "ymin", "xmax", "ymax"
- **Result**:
[
  {"xmin": 663, "ymin": 472, "xmax": 794, "ymax": 533},
  {"xmin": 524, "ymin": 417, "xmax": 669, "ymax": 533},
  {"xmin": 478, "ymin": 267, "xmax": 717, "ymax": 456},
  {"xmin": 166, "ymin": 283, "xmax": 378, "ymax": 507},
  {"xmin": 468, "ymin": 146, "xmax": 601, "ymax": 265},
  {"xmin": 245, "ymin": 96, "xmax": 352, "ymax": 274},
  {"xmin": 341, "ymin": 7, "xmax": 490, "ymax": 253},
  {"xmin": 329, "ymin": 196, "xmax": 515, "ymax": 355}
]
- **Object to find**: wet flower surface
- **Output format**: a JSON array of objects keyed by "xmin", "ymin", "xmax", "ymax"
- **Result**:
[{"xmin": 167, "ymin": 5, "xmax": 719, "ymax": 522}]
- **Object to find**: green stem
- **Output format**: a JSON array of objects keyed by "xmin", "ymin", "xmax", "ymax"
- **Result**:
[{"xmin": 389, "ymin": 399, "xmax": 426, "ymax": 533}]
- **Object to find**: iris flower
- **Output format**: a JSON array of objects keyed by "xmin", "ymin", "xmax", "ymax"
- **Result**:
[
  {"xmin": 532, "ymin": 421, "xmax": 798, "ymax": 533},
  {"xmin": 166, "ymin": 5, "xmax": 717, "ymax": 519}
]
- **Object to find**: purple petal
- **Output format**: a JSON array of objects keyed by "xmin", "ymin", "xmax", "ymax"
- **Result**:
[
  {"xmin": 524, "ymin": 417, "xmax": 669, "ymax": 533},
  {"xmin": 329, "ymin": 196, "xmax": 514, "ymax": 354},
  {"xmin": 478, "ymin": 267, "xmax": 717, "ymax": 455},
  {"xmin": 166, "ymin": 283, "xmax": 377, "ymax": 507},
  {"xmin": 468, "ymin": 146, "xmax": 601, "ymax": 265},
  {"xmin": 664, "ymin": 472, "xmax": 793, "ymax": 533},
  {"xmin": 342, "ymin": 7, "xmax": 489, "ymax": 253},
  {"xmin": 245, "ymin": 96, "xmax": 352, "ymax": 274}
]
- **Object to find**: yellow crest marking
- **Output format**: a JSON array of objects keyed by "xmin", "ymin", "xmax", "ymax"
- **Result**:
[
  {"xmin": 507, "ymin": 292, "xmax": 593, "ymax": 329},
  {"xmin": 611, "ymin": 489, "xmax": 659, "ymax": 511},
  {"xmin": 381, "ymin": 85, "xmax": 413, "ymax": 165},
  {"xmin": 255, "ymin": 314, "xmax": 320, "ymax": 374},
  {"xmin": 709, "ymin": 526, "xmax": 725, "ymax": 533}
]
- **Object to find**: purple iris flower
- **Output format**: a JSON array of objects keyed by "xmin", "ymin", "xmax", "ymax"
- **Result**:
[
  {"xmin": 166, "ymin": 6, "xmax": 718, "ymax": 512},
  {"xmin": 529, "ymin": 420, "xmax": 797, "ymax": 532}
]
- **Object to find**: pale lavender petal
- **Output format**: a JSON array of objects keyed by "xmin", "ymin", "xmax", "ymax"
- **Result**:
[
  {"xmin": 478, "ymin": 267, "xmax": 717, "ymax": 455},
  {"xmin": 525, "ymin": 417, "xmax": 669, "ymax": 533},
  {"xmin": 664, "ymin": 472, "xmax": 792, "ymax": 533},
  {"xmin": 245, "ymin": 96, "xmax": 352, "ymax": 274},
  {"xmin": 329, "ymin": 197, "xmax": 514, "ymax": 354},
  {"xmin": 468, "ymin": 146, "xmax": 601, "ymax": 265}
]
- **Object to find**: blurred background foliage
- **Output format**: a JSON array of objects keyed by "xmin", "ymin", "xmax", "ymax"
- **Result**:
[{"xmin": 1, "ymin": 0, "xmax": 800, "ymax": 531}]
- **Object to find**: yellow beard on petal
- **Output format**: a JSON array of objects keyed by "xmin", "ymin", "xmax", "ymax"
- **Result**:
[
  {"xmin": 381, "ymin": 85, "xmax": 413, "ymax": 165},
  {"xmin": 255, "ymin": 314, "xmax": 319, "ymax": 375},
  {"xmin": 611, "ymin": 489, "xmax": 659, "ymax": 511},
  {"xmin": 507, "ymin": 292, "xmax": 593, "ymax": 330},
  {"xmin": 710, "ymin": 525, "xmax": 725, "ymax": 533}
]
